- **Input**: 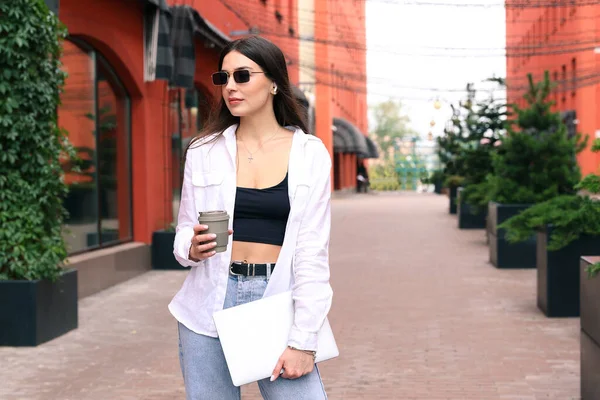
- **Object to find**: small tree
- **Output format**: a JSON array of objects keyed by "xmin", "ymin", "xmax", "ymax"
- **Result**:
[
  {"xmin": 436, "ymin": 104, "xmax": 469, "ymax": 187},
  {"xmin": 488, "ymin": 71, "xmax": 586, "ymax": 204},
  {"xmin": 371, "ymin": 100, "xmax": 418, "ymax": 158},
  {"xmin": 0, "ymin": 0, "xmax": 73, "ymax": 280},
  {"xmin": 498, "ymin": 139, "xmax": 600, "ymax": 278},
  {"xmin": 458, "ymin": 79, "xmax": 507, "ymax": 210},
  {"xmin": 495, "ymin": 72, "xmax": 600, "ymax": 274}
]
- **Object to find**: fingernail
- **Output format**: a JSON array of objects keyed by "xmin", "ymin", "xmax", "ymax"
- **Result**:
[
  {"xmin": 270, "ymin": 375, "xmax": 276, "ymax": 382},
  {"xmin": 210, "ymin": 234, "xmax": 217, "ymax": 239}
]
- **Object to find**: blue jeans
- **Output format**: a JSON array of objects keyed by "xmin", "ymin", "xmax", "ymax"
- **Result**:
[{"xmin": 177, "ymin": 274, "xmax": 328, "ymax": 400}]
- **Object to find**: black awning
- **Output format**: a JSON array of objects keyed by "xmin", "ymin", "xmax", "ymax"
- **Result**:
[
  {"xmin": 365, "ymin": 136, "xmax": 380, "ymax": 159},
  {"xmin": 143, "ymin": 0, "xmax": 173, "ymax": 82},
  {"xmin": 164, "ymin": 5, "xmax": 231, "ymax": 87},
  {"xmin": 333, "ymin": 117, "xmax": 369, "ymax": 157},
  {"xmin": 333, "ymin": 124, "xmax": 351, "ymax": 153},
  {"xmin": 141, "ymin": 0, "xmax": 169, "ymax": 11},
  {"xmin": 191, "ymin": 11, "xmax": 230, "ymax": 50},
  {"xmin": 144, "ymin": 3, "xmax": 231, "ymax": 87}
]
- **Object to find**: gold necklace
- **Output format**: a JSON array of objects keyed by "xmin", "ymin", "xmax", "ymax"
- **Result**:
[{"xmin": 238, "ymin": 128, "xmax": 279, "ymax": 163}]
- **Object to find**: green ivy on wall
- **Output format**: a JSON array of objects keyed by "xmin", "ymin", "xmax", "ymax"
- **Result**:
[{"xmin": 0, "ymin": 0, "xmax": 74, "ymax": 280}]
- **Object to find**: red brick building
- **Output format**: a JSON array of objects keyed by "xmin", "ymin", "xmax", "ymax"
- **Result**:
[
  {"xmin": 506, "ymin": 2, "xmax": 600, "ymax": 176},
  {"xmin": 50, "ymin": 0, "xmax": 371, "ymax": 295}
]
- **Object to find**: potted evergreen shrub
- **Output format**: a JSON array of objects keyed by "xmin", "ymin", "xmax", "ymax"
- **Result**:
[
  {"xmin": 428, "ymin": 169, "xmax": 445, "ymax": 194},
  {"xmin": 455, "ymin": 80, "xmax": 506, "ymax": 229},
  {"xmin": 0, "ymin": 0, "xmax": 78, "ymax": 346},
  {"xmin": 499, "ymin": 140, "xmax": 600, "ymax": 318},
  {"xmin": 445, "ymin": 175, "xmax": 464, "ymax": 215},
  {"xmin": 151, "ymin": 222, "xmax": 187, "ymax": 270},
  {"xmin": 580, "ymin": 256, "xmax": 600, "ymax": 399},
  {"xmin": 487, "ymin": 72, "xmax": 585, "ymax": 269},
  {"xmin": 436, "ymin": 106, "xmax": 469, "ymax": 215}
]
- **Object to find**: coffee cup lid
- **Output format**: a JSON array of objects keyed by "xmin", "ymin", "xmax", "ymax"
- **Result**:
[{"xmin": 198, "ymin": 211, "xmax": 229, "ymax": 222}]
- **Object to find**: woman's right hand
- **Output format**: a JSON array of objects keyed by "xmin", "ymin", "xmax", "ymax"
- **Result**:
[{"xmin": 188, "ymin": 224, "xmax": 233, "ymax": 261}]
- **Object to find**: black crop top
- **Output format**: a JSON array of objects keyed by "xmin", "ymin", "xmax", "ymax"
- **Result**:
[{"xmin": 233, "ymin": 173, "xmax": 290, "ymax": 246}]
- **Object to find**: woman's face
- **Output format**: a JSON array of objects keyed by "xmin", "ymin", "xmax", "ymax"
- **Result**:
[{"xmin": 219, "ymin": 51, "xmax": 274, "ymax": 117}]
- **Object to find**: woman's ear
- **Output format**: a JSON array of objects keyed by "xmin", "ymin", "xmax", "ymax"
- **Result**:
[{"xmin": 272, "ymin": 83, "xmax": 278, "ymax": 95}]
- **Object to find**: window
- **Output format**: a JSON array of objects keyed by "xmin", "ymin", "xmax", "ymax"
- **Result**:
[
  {"xmin": 59, "ymin": 39, "xmax": 132, "ymax": 254},
  {"xmin": 331, "ymin": 63, "xmax": 336, "ymax": 102},
  {"xmin": 561, "ymin": 64, "xmax": 567, "ymax": 103},
  {"xmin": 288, "ymin": 0, "xmax": 295, "ymax": 36},
  {"xmin": 571, "ymin": 57, "xmax": 577, "ymax": 97},
  {"xmin": 553, "ymin": 70, "xmax": 559, "ymax": 105},
  {"xmin": 275, "ymin": 0, "xmax": 282, "ymax": 23}
]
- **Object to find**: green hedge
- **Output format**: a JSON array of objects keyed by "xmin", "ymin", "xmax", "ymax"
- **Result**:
[{"xmin": 0, "ymin": 0, "xmax": 73, "ymax": 280}]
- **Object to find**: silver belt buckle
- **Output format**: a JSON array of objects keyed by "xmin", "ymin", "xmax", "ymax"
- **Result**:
[{"xmin": 229, "ymin": 263, "xmax": 243, "ymax": 276}]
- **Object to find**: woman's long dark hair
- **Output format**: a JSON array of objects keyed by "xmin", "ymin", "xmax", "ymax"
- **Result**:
[{"xmin": 187, "ymin": 36, "xmax": 308, "ymax": 153}]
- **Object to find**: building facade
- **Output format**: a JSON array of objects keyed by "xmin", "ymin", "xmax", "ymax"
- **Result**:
[
  {"xmin": 506, "ymin": 2, "xmax": 600, "ymax": 175},
  {"xmin": 307, "ymin": 0, "xmax": 376, "ymax": 191},
  {"xmin": 49, "ymin": 0, "xmax": 371, "ymax": 295}
]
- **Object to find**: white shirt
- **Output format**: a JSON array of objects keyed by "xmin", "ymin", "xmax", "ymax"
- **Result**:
[{"xmin": 168, "ymin": 124, "xmax": 333, "ymax": 351}]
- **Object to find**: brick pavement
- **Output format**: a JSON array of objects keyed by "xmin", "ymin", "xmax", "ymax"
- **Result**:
[{"xmin": 0, "ymin": 192, "xmax": 580, "ymax": 400}]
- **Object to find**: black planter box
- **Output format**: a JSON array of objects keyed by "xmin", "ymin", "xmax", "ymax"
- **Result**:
[
  {"xmin": 449, "ymin": 186, "xmax": 458, "ymax": 214},
  {"xmin": 151, "ymin": 230, "xmax": 186, "ymax": 270},
  {"xmin": 457, "ymin": 188, "xmax": 486, "ymax": 229},
  {"xmin": 537, "ymin": 229, "xmax": 600, "ymax": 317},
  {"xmin": 580, "ymin": 256, "xmax": 600, "ymax": 400},
  {"xmin": 581, "ymin": 331, "xmax": 600, "ymax": 400},
  {"xmin": 0, "ymin": 269, "xmax": 78, "ymax": 346},
  {"xmin": 488, "ymin": 201, "xmax": 536, "ymax": 269},
  {"xmin": 434, "ymin": 180, "xmax": 442, "ymax": 194}
]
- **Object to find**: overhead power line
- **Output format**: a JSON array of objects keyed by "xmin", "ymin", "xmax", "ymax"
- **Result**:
[
  {"xmin": 212, "ymin": 0, "xmax": 600, "ymax": 97},
  {"xmin": 219, "ymin": 1, "xmax": 599, "ymax": 57},
  {"xmin": 353, "ymin": 0, "xmax": 600, "ymax": 8},
  {"xmin": 258, "ymin": 26, "xmax": 599, "ymax": 58},
  {"xmin": 231, "ymin": 0, "xmax": 599, "ymax": 25}
]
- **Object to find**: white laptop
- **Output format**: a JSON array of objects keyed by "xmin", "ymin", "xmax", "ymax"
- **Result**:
[{"xmin": 213, "ymin": 290, "xmax": 339, "ymax": 387}]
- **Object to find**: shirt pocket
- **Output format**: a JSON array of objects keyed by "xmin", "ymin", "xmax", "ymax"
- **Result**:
[
  {"xmin": 191, "ymin": 172, "xmax": 225, "ymax": 211},
  {"xmin": 292, "ymin": 183, "xmax": 311, "ymax": 223}
]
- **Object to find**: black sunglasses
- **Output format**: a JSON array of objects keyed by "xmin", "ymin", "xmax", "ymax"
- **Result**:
[{"xmin": 211, "ymin": 70, "xmax": 265, "ymax": 86}]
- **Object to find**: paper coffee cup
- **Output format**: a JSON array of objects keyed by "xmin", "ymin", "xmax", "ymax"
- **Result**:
[{"xmin": 198, "ymin": 211, "xmax": 230, "ymax": 253}]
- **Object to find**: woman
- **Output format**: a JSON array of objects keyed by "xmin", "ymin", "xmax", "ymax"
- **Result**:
[{"xmin": 168, "ymin": 36, "xmax": 333, "ymax": 399}]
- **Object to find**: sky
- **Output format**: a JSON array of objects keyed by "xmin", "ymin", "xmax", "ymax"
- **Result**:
[{"xmin": 365, "ymin": 0, "xmax": 507, "ymax": 138}]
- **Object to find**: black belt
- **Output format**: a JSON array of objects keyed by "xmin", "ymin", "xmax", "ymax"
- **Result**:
[{"xmin": 229, "ymin": 261, "xmax": 275, "ymax": 277}]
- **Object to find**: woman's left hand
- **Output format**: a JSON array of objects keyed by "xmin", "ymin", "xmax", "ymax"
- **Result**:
[{"xmin": 270, "ymin": 347, "xmax": 314, "ymax": 381}]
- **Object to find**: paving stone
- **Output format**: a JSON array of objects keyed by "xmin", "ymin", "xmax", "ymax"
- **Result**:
[{"xmin": 0, "ymin": 192, "xmax": 580, "ymax": 399}]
